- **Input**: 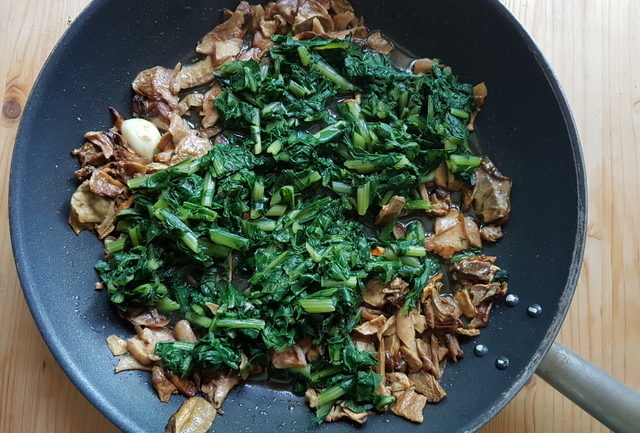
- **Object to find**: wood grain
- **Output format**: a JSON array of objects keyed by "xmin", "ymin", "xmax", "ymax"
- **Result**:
[{"xmin": 0, "ymin": 1, "xmax": 637, "ymax": 432}]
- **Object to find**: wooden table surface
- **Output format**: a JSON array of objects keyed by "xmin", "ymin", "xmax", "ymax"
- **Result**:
[{"xmin": 1, "ymin": 1, "xmax": 638, "ymax": 432}]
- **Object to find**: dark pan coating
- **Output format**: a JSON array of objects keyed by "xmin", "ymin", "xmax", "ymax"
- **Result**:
[{"xmin": 9, "ymin": 0, "xmax": 586, "ymax": 432}]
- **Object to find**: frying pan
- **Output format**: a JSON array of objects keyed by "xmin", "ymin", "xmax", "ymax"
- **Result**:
[{"xmin": 9, "ymin": 0, "xmax": 640, "ymax": 432}]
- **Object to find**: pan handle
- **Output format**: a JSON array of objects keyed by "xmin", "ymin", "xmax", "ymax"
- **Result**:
[{"xmin": 537, "ymin": 342, "xmax": 640, "ymax": 433}]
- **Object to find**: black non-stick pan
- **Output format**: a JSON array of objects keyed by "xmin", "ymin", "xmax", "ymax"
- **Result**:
[{"xmin": 9, "ymin": 0, "xmax": 640, "ymax": 432}]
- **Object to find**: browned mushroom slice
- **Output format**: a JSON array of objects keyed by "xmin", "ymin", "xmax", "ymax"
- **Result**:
[
  {"xmin": 126, "ymin": 336, "xmax": 153, "ymax": 365},
  {"xmin": 329, "ymin": 0, "xmax": 354, "ymax": 14},
  {"xmin": 395, "ymin": 308, "xmax": 416, "ymax": 351},
  {"xmin": 259, "ymin": 19, "xmax": 279, "ymax": 38},
  {"xmin": 466, "ymin": 282, "xmax": 508, "ymax": 328},
  {"xmin": 106, "ymin": 334, "xmax": 128, "ymax": 356},
  {"xmin": 375, "ymin": 195, "xmax": 406, "ymax": 224},
  {"xmin": 451, "ymin": 255, "xmax": 497, "ymax": 286},
  {"xmin": 444, "ymin": 333, "xmax": 464, "ymax": 361},
  {"xmin": 366, "ymin": 32, "xmax": 393, "ymax": 54},
  {"xmin": 420, "ymin": 274, "xmax": 464, "ymax": 332},
  {"xmin": 215, "ymin": 38, "xmax": 245, "ymax": 66},
  {"xmin": 455, "ymin": 327, "xmax": 480, "ymax": 337},
  {"xmin": 325, "ymin": 403, "xmax": 368, "ymax": 424},
  {"xmin": 89, "ymin": 169, "xmax": 126, "ymax": 199},
  {"xmin": 177, "ymin": 93, "xmax": 205, "ymax": 117},
  {"xmin": 305, "ymin": 388, "xmax": 319, "ymax": 408},
  {"xmin": 468, "ymin": 282, "xmax": 508, "ymax": 307},
  {"xmin": 174, "ymin": 57, "xmax": 215, "ymax": 90},
  {"xmin": 386, "ymin": 277, "xmax": 410, "ymax": 307},
  {"xmin": 196, "ymin": 4, "xmax": 248, "ymax": 56},
  {"xmin": 426, "ymin": 188, "xmax": 451, "ymax": 217},
  {"xmin": 396, "ymin": 308, "xmax": 423, "ymax": 373},
  {"xmin": 362, "ymin": 278, "xmax": 387, "ymax": 308},
  {"xmin": 247, "ymin": 4, "xmax": 266, "ymax": 31},
  {"xmin": 137, "ymin": 326, "xmax": 175, "ymax": 347},
  {"xmin": 354, "ymin": 314, "xmax": 387, "ymax": 336},
  {"xmin": 69, "ymin": 181, "xmax": 113, "ymax": 234},
  {"xmin": 115, "ymin": 354, "xmax": 152, "ymax": 373},
  {"xmin": 329, "ymin": 26, "xmax": 368, "ymax": 40},
  {"xmin": 472, "ymin": 157, "xmax": 512, "ymax": 224},
  {"xmin": 469, "ymin": 303, "xmax": 493, "ymax": 328},
  {"xmin": 199, "ymin": 84, "xmax": 222, "ymax": 129},
  {"xmin": 473, "ymin": 82, "xmax": 488, "ymax": 107},
  {"xmin": 413, "ymin": 58, "xmax": 434, "ymax": 74},
  {"xmin": 415, "ymin": 338, "xmax": 438, "ymax": 378},
  {"xmin": 400, "ymin": 345, "xmax": 423, "ymax": 373},
  {"xmin": 386, "ymin": 372, "xmax": 412, "ymax": 392},
  {"xmin": 391, "ymin": 388, "xmax": 427, "ymax": 423},
  {"xmin": 131, "ymin": 95, "xmax": 176, "ymax": 131},
  {"xmin": 81, "ymin": 130, "xmax": 117, "ymax": 161},
  {"xmin": 332, "ymin": 11, "xmax": 356, "ymax": 30},
  {"xmin": 271, "ymin": 344, "xmax": 307, "ymax": 369},
  {"xmin": 165, "ymin": 397, "xmax": 216, "ymax": 433},
  {"xmin": 168, "ymin": 114, "xmax": 212, "ymax": 164},
  {"xmin": 173, "ymin": 320, "xmax": 197, "ymax": 343},
  {"xmin": 132, "ymin": 66, "xmax": 179, "ymax": 107},
  {"xmin": 480, "ymin": 224, "xmax": 504, "ymax": 242},
  {"xmin": 432, "ymin": 162, "xmax": 450, "ymax": 188},
  {"xmin": 408, "ymin": 371, "xmax": 446, "ymax": 403},
  {"xmin": 272, "ymin": 0, "xmax": 299, "ymax": 25},
  {"xmin": 201, "ymin": 371, "xmax": 241, "ymax": 409},
  {"xmin": 425, "ymin": 209, "xmax": 481, "ymax": 259},
  {"xmin": 453, "ymin": 289, "xmax": 476, "ymax": 318},
  {"xmin": 124, "ymin": 308, "xmax": 171, "ymax": 328},
  {"xmin": 152, "ymin": 366, "xmax": 178, "ymax": 403},
  {"xmin": 292, "ymin": 0, "xmax": 334, "ymax": 33},
  {"xmin": 166, "ymin": 370, "xmax": 198, "ymax": 398}
]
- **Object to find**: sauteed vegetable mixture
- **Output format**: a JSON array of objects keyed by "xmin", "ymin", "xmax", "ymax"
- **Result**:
[{"xmin": 69, "ymin": 0, "xmax": 512, "ymax": 430}]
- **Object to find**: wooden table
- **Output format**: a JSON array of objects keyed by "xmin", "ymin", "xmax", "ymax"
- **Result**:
[{"xmin": 1, "ymin": 1, "xmax": 638, "ymax": 432}]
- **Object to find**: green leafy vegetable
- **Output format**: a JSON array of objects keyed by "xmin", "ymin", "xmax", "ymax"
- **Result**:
[{"xmin": 96, "ymin": 35, "xmax": 489, "ymax": 420}]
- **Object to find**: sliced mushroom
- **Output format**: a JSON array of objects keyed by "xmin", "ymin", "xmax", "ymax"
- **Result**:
[
  {"xmin": 362, "ymin": 278, "xmax": 387, "ymax": 308},
  {"xmin": 292, "ymin": 0, "xmax": 334, "ymax": 33},
  {"xmin": 367, "ymin": 32, "xmax": 393, "ymax": 54},
  {"xmin": 124, "ymin": 308, "xmax": 171, "ymax": 328},
  {"xmin": 168, "ymin": 114, "xmax": 212, "ymax": 164},
  {"xmin": 115, "ymin": 354, "xmax": 152, "ymax": 373},
  {"xmin": 152, "ymin": 366, "xmax": 178, "ymax": 403},
  {"xmin": 408, "ymin": 371, "xmax": 446, "ymax": 403},
  {"xmin": 425, "ymin": 209, "xmax": 482, "ymax": 259},
  {"xmin": 196, "ymin": 4, "xmax": 247, "ymax": 56},
  {"xmin": 375, "ymin": 195, "xmax": 406, "ymax": 224},
  {"xmin": 472, "ymin": 157, "xmax": 512, "ymax": 224},
  {"xmin": 201, "ymin": 371, "xmax": 241, "ymax": 409},
  {"xmin": 166, "ymin": 370, "xmax": 198, "ymax": 398},
  {"xmin": 106, "ymin": 334, "xmax": 128, "ymax": 356},
  {"xmin": 69, "ymin": 181, "xmax": 112, "ymax": 227},
  {"xmin": 453, "ymin": 289, "xmax": 476, "ymax": 318},
  {"xmin": 480, "ymin": 225, "xmax": 504, "ymax": 242},
  {"xmin": 450, "ymin": 256, "xmax": 497, "ymax": 286},
  {"xmin": 126, "ymin": 336, "xmax": 153, "ymax": 366},
  {"xmin": 173, "ymin": 320, "xmax": 197, "ymax": 343},
  {"xmin": 271, "ymin": 344, "xmax": 307, "ymax": 369},
  {"xmin": 413, "ymin": 58, "xmax": 434, "ymax": 74},
  {"xmin": 391, "ymin": 388, "xmax": 427, "ymax": 423},
  {"xmin": 200, "ymin": 83, "xmax": 222, "ymax": 128},
  {"xmin": 165, "ymin": 397, "xmax": 216, "ymax": 433},
  {"xmin": 132, "ymin": 66, "xmax": 179, "ymax": 107},
  {"xmin": 354, "ymin": 314, "xmax": 387, "ymax": 336},
  {"xmin": 174, "ymin": 57, "xmax": 215, "ymax": 90},
  {"xmin": 325, "ymin": 403, "xmax": 368, "ymax": 424}
]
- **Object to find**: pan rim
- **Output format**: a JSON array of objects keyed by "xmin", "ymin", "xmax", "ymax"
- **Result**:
[{"xmin": 8, "ymin": 1, "xmax": 587, "ymax": 432}]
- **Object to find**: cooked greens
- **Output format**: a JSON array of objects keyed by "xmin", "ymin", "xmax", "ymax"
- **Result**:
[{"xmin": 95, "ymin": 35, "xmax": 483, "ymax": 421}]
